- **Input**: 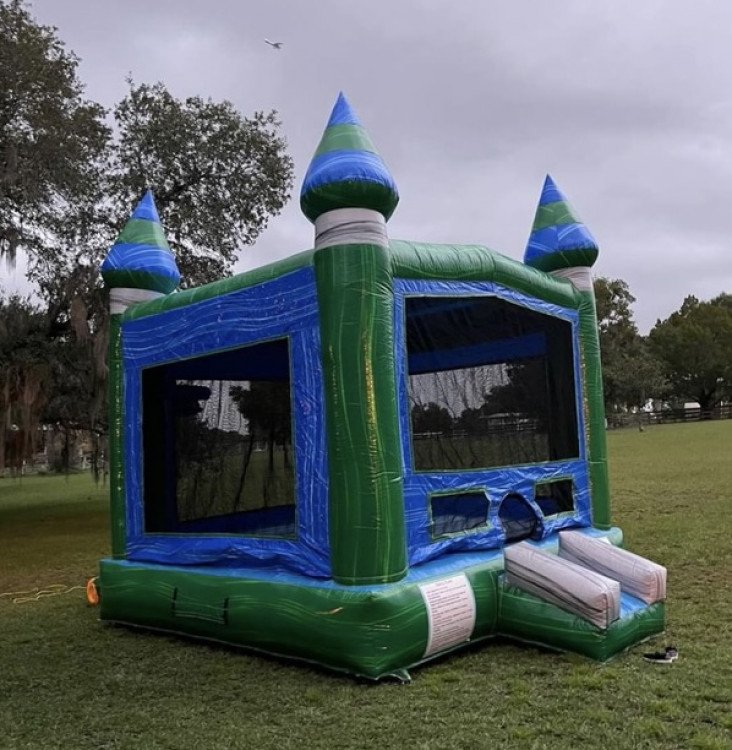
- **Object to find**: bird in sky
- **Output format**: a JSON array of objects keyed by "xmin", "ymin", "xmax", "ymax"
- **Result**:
[{"xmin": 264, "ymin": 39, "xmax": 283, "ymax": 49}]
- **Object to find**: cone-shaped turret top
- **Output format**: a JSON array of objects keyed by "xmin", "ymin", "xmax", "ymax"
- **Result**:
[
  {"xmin": 300, "ymin": 92, "xmax": 399, "ymax": 223},
  {"xmin": 101, "ymin": 190, "xmax": 181, "ymax": 295},
  {"xmin": 523, "ymin": 175, "xmax": 598, "ymax": 272}
]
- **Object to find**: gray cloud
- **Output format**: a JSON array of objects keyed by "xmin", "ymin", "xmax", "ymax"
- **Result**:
[{"xmin": 5, "ymin": 0, "xmax": 730, "ymax": 330}]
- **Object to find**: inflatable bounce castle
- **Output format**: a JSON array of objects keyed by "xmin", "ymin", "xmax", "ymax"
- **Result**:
[{"xmin": 97, "ymin": 93, "xmax": 667, "ymax": 680}]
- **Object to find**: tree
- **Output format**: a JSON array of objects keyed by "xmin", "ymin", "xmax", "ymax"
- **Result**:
[
  {"xmin": 3, "ymin": 1, "xmax": 294, "ymax": 294},
  {"xmin": 0, "ymin": 0, "xmax": 108, "ymax": 266},
  {"xmin": 593, "ymin": 277, "xmax": 669, "ymax": 420},
  {"xmin": 0, "ymin": 0, "xmax": 109, "ymax": 464},
  {"xmin": 480, "ymin": 360, "xmax": 547, "ymax": 424},
  {"xmin": 25, "ymin": 79, "xmax": 295, "ymax": 438},
  {"xmin": 595, "ymin": 277, "xmax": 637, "ymax": 334},
  {"xmin": 612, "ymin": 337, "xmax": 668, "ymax": 430},
  {"xmin": 411, "ymin": 402, "xmax": 454, "ymax": 434},
  {"xmin": 594, "ymin": 278, "xmax": 640, "ymax": 410},
  {"xmin": 649, "ymin": 294, "xmax": 732, "ymax": 412},
  {"xmin": 230, "ymin": 381, "xmax": 292, "ymax": 506},
  {"xmin": 0, "ymin": 294, "xmax": 52, "ymax": 473},
  {"xmin": 108, "ymin": 81, "xmax": 294, "ymax": 286},
  {"xmin": 3, "ymin": 2, "xmax": 295, "ymax": 464},
  {"xmin": 28, "ymin": 78, "xmax": 295, "ymax": 332}
]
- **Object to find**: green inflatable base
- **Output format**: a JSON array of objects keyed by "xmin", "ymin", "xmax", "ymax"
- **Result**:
[
  {"xmin": 98, "ymin": 531, "xmax": 665, "ymax": 680},
  {"xmin": 497, "ymin": 583, "xmax": 666, "ymax": 662},
  {"xmin": 98, "ymin": 557, "xmax": 500, "ymax": 681}
]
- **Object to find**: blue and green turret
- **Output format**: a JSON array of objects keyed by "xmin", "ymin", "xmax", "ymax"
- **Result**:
[
  {"xmin": 524, "ymin": 175, "xmax": 610, "ymax": 529},
  {"xmin": 101, "ymin": 191, "xmax": 180, "ymax": 556}
]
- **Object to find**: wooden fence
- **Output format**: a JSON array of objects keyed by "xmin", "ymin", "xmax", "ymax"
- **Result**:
[{"xmin": 607, "ymin": 405, "xmax": 732, "ymax": 429}]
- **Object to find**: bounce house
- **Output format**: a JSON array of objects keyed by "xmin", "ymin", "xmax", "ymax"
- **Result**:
[{"xmin": 97, "ymin": 93, "xmax": 667, "ymax": 680}]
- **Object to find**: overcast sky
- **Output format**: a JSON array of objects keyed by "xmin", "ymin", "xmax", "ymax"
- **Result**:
[{"xmin": 5, "ymin": 0, "xmax": 732, "ymax": 331}]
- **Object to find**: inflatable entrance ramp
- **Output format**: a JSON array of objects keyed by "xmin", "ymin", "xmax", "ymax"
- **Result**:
[
  {"xmin": 499, "ymin": 540, "xmax": 667, "ymax": 660},
  {"xmin": 558, "ymin": 530, "xmax": 667, "ymax": 604},
  {"xmin": 504, "ymin": 542, "xmax": 621, "ymax": 629}
]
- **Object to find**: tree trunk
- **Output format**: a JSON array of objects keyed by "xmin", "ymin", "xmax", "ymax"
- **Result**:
[
  {"xmin": 637, "ymin": 390, "xmax": 645, "ymax": 432},
  {"xmin": 234, "ymin": 436, "xmax": 255, "ymax": 510},
  {"xmin": 264, "ymin": 429, "xmax": 275, "ymax": 508},
  {"xmin": 697, "ymin": 391, "xmax": 717, "ymax": 419},
  {"xmin": 0, "ymin": 408, "xmax": 5, "ymax": 476},
  {"xmin": 63, "ymin": 426, "xmax": 70, "ymax": 472},
  {"xmin": 268, "ymin": 429, "xmax": 275, "ymax": 475}
]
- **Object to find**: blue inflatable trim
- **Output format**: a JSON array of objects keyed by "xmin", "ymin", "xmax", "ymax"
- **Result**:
[
  {"xmin": 301, "ymin": 149, "xmax": 397, "ymax": 194},
  {"xmin": 537, "ymin": 175, "xmax": 565, "ymax": 206},
  {"xmin": 327, "ymin": 91, "xmax": 362, "ymax": 127},
  {"xmin": 526, "ymin": 222, "xmax": 598, "ymax": 257},
  {"xmin": 103, "ymin": 525, "xmax": 623, "ymax": 593},
  {"xmin": 101, "ymin": 242, "xmax": 181, "ymax": 282},
  {"xmin": 408, "ymin": 332, "xmax": 547, "ymax": 375},
  {"xmin": 392, "ymin": 279, "xmax": 591, "ymax": 567},
  {"xmin": 120, "ymin": 267, "xmax": 331, "ymax": 578},
  {"xmin": 131, "ymin": 190, "xmax": 162, "ymax": 222}
]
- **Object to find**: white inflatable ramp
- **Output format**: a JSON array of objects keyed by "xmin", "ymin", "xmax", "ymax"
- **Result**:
[
  {"xmin": 558, "ymin": 530, "xmax": 667, "ymax": 605},
  {"xmin": 504, "ymin": 542, "xmax": 621, "ymax": 630}
]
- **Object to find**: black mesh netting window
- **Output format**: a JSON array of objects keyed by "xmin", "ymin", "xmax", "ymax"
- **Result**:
[
  {"xmin": 405, "ymin": 296, "xmax": 579, "ymax": 471},
  {"xmin": 142, "ymin": 338, "xmax": 295, "ymax": 537},
  {"xmin": 534, "ymin": 478, "xmax": 574, "ymax": 516},
  {"xmin": 431, "ymin": 492, "xmax": 490, "ymax": 538}
]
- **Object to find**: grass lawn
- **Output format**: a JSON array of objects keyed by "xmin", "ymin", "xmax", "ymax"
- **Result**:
[{"xmin": 1, "ymin": 421, "xmax": 730, "ymax": 749}]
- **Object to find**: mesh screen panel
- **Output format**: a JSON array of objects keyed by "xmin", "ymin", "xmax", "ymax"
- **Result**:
[
  {"xmin": 142, "ymin": 339, "xmax": 295, "ymax": 537},
  {"xmin": 534, "ymin": 478, "xmax": 575, "ymax": 516},
  {"xmin": 405, "ymin": 296, "xmax": 579, "ymax": 471},
  {"xmin": 430, "ymin": 492, "xmax": 490, "ymax": 538}
]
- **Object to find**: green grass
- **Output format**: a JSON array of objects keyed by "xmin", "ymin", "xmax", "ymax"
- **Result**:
[
  {"xmin": 1, "ymin": 421, "xmax": 731, "ymax": 749},
  {"xmin": 0, "ymin": 473, "xmax": 109, "ymax": 592}
]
